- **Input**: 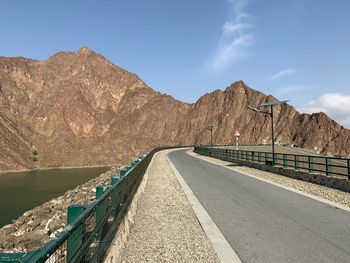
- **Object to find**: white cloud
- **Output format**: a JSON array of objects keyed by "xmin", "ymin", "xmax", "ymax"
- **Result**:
[
  {"xmin": 272, "ymin": 68, "xmax": 297, "ymax": 80},
  {"xmin": 278, "ymin": 84, "xmax": 316, "ymax": 94},
  {"xmin": 301, "ymin": 93, "xmax": 350, "ymax": 128},
  {"xmin": 210, "ymin": 0, "xmax": 254, "ymax": 71}
]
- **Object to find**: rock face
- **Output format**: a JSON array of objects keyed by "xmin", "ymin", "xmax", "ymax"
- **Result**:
[
  {"xmin": 0, "ymin": 48, "xmax": 349, "ymax": 172},
  {"xmin": 178, "ymin": 82, "xmax": 350, "ymax": 157},
  {"xmin": 0, "ymin": 48, "xmax": 190, "ymax": 170}
]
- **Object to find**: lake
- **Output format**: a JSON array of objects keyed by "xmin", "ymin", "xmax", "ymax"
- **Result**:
[{"xmin": 0, "ymin": 166, "xmax": 109, "ymax": 228}]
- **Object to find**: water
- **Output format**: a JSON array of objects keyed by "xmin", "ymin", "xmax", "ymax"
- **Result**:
[{"xmin": 0, "ymin": 166, "xmax": 109, "ymax": 228}]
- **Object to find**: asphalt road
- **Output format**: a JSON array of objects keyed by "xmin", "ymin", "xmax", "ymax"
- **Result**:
[{"xmin": 168, "ymin": 149, "xmax": 350, "ymax": 263}]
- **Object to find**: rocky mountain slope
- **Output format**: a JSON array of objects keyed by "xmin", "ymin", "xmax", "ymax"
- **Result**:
[
  {"xmin": 0, "ymin": 48, "xmax": 349, "ymax": 171},
  {"xmin": 178, "ymin": 82, "xmax": 350, "ymax": 157}
]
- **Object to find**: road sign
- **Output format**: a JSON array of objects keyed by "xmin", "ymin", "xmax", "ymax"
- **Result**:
[{"xmin": 234, "ymin": 130, "xmax": 240, "ymax": 150}]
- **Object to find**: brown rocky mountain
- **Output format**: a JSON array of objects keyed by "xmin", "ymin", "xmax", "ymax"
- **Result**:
[
  {"xmin": 0, "ymin": 48, "xmax": 349, "ymax": 171},
  {"xmin": 177, "ymin": 83, "xmax": 350, "ymax": 157}
]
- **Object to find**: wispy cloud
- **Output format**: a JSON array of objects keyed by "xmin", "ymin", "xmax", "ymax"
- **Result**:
[
  {"xmin": 272, "ymin": 68, "xmax": 296, "ymax": 80},
  {"xmin": 301, "ymin": 93, "xmax": 350, "ymax": 128},
  {"xmin": 278, "ymin": 84, "xmax": 316, "ymax": 94},
  {"xmin": 210, "ymin": 0, "xmax": 254, "ymax": 71}
]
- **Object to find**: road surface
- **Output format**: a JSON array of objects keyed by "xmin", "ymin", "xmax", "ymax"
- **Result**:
[{"xmin": 168, "ymin": 149, "xmax": 350, "ymax": 263}]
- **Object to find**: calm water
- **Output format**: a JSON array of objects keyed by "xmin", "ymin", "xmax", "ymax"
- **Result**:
[{"xmin": 0, "ymin": 166, "xmax": 109, "ymax": 228}]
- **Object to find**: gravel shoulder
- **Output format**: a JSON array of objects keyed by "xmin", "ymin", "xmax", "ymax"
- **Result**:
[
  {"xmin": 189, "ymin": 150, "xmax": 350, "ymax": 208},
  {"xmin": 121, "ymin": 150, "xmax": 220, "ymax": 263}
]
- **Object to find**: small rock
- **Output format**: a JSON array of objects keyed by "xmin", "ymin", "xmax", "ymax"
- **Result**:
[
  {"xmin": 1, "ymin": 240, "xmax": 13, "ymax": 250},
  {"xmin": 13, "ymin": 229, "xmax": 25, "ymax": 237},
  {"xmin": 22, "ymin": 211, "xmax": 32, "ymax": 218}
]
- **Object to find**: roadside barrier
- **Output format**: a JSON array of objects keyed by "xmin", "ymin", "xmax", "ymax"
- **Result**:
[
  {"xmin": 0, "ymin": 147, "xmax": 173, "ymax": 263},
  {"xmin": 195, "ymin": 146, "xmax": 350, "ymax": 180}
]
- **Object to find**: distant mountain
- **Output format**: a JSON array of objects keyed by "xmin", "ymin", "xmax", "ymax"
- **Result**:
[
  {"xmin": 0, "ymin": 48, "xmax": 348, "ymax": 171},
  {"xmin": 177, "ymin": 81, "xmax": 350, "ymax": 157}
]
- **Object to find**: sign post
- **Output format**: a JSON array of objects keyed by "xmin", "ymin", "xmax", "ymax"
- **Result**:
[{"xmin": 234, "ymin": 130, "xmax": 240, "ymax": 150}]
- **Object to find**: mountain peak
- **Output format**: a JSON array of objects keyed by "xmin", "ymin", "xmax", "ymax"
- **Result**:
[
  {"xmin": 77, "ymin": 47, "xmax": 100, "ymax": 57},
  {"xmin": 231, "ymin": 80, "xmax": 247, "ymax": 88},
  {"xmin": 79, "ymin": 47, "xmax": 93, "ymax": 53},
  {"xmin": 226, "ymin": 80, "xmax": 250, "ymax": 92}
]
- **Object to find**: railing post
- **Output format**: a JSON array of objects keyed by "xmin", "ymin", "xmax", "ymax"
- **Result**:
[
  {"xmin": 295, "ymin": 155, "xmax": 300, "ymax": 170},
  {"xmin": 348, "ymin": 159, "xmax": 350, "ymax": 180},
  {"xmin": 120, "ymin": 168, "xmax": 128, "ymax": 177},
  {"xmin": 283, "ymin": 154, "xmax": 287, "ymax": 167},
  {"xmin": 252, "ymin": 152, "xmax": 255, "ymax": 162},
  {"xmin": 308, "ymin": 156, "xmax": 314, "ymax": 173},
  {"xmin": 67, "ymin": 205, "xmax": 86, "ymax": 262},
  {"xmin": 326, "ymin": 158, "xmax": 332, "ymax": 176},
  {"xmin": 96, "ymin": 185, "xmax": 105, "ymax": 198},
  {"xmin": 111, "ymin": 176, "xmax": 120, "ymax": 185}
]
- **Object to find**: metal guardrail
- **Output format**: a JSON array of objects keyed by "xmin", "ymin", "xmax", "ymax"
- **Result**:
[
  {"xmin": 195, "ymin": 146, "xmax": 350, "ymax": 180},
  {"xmin": 0, "ymin": 146, "xmax": 172, "ymax": 263}
]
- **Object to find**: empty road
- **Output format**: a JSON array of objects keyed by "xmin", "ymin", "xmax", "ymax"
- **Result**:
[{"xmin": 168, "ymin": 149, "xmax": 350, "ymax": 263}]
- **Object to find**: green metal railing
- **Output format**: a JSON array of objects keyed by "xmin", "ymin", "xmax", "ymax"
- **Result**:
[
  {"xmin": 0, "ymin": 147, "xmax": 171, "ymax": 263},
  {"xmin": 195, "ymin": 146, "xmax": 350, "ymax": 180}
]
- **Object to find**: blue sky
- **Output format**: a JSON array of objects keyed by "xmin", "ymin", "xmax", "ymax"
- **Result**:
[{"xmin": 0, "ymin": 0, "xmax": 349, "ymax": 127}]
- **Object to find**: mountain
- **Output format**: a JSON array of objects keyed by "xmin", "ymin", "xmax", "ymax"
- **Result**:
[
  {"xmin": 0, "ymin": 48, "xmax": 349, "ymax": 171},
  {"xmin": 177, "ymin": 82, "xmax": 350, "ymax": 157}
]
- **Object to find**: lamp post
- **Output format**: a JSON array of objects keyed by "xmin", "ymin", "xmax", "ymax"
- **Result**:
[
  {"xmin": 205, "ymin": 125, "xmax": 214, "ymax": 148},
  {"xmin": 193, "ymin": 129, "xmax": 200, "ymax": 146},
  {"xmin": 248, "ymin": 100, "xmax": 288, "ymax": 165}
]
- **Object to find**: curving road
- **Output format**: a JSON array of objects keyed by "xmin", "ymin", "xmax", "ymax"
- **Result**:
[{"xmin": 168, "ymin": 149, "xmax": 350, "ymax": 263}]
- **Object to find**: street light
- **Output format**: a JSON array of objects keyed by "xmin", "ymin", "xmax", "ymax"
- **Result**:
[
  {"xmin": 248, "ymin": 100, "xmax": 289, "ymax": 165},
  {"xmin": 193, "ymin": 129, "xmax": 200, "ymax": 146},
  {"xmin": 205, "ymin": 124, "xmax": 214, "ymax": 148}
]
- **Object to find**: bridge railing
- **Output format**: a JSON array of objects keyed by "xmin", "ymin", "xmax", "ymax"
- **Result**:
[
  {"xmin": 0, "ymin": 147, "xmax": 172, "ymax": 263},
  {"xmin": 195, "ymin": 146, "xmax": 350, "ymax": 180}
]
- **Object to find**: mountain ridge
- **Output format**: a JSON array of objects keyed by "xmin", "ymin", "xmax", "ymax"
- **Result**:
[{"xmin": 0, "ymin": 48, "xmax": 349, "ymax": 171}]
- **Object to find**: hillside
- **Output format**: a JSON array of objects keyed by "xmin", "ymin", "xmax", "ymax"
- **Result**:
[
  {"xmin": 0, "ymin": 48, "xmax": 349, "ymax": 171},
  {"xmin": 178, "ymin": 81, "xmax": 350, "ymax": 157}
]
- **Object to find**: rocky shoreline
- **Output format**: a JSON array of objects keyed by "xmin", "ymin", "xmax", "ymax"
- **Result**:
[
  {"xmin": 0, "ymin": 164, "xmax": 114, "ymax": 175},
  {"xmin": 0, "ymin": 166, "xmax": 120, "ymax": 253}
]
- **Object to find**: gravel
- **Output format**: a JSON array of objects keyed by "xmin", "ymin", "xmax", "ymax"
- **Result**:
[
  {"xmin": 121, "ymin": 151, "xmax": 220, "ymax": 263},
  {"xmin": 190, "ymin": 151, "xmax": 350, "ymax": 208}
]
